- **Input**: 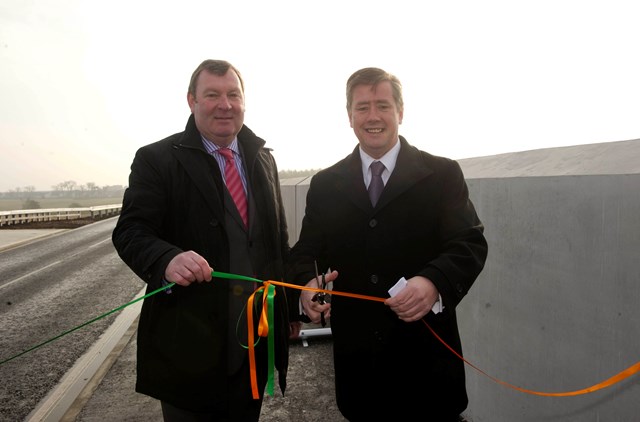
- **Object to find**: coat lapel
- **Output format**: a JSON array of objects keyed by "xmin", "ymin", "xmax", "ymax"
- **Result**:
[
  {"xmin": 332, "ymin": 137, "xmax": 434, "ymax": 211},
  {"xmin": 331, "ymin": 147, "xmax": 371, "ymax": 213},
  {"xmin": 172, "ymin": 115, "xmax": 226, "ymax": 222},
  {"xmin": 171, "ymin": 118, "xmax": 266, "ymax": 231},
  {"xmin": 378, "ymin": 136, "xmax": 433, "ymax": 208}
]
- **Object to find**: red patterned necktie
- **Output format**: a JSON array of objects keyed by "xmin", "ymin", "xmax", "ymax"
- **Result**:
[{"xmin": 218, "ymin": 148, "xmax": 248, "ymax": 227}]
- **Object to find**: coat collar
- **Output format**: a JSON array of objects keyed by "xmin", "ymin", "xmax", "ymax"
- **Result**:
[
  {"xmin": 174, "ymin": 114, "xmax": 266, "ymax": 156},
  {"xmin": 331, "ymin": 136, "xmax": 434, "ymax": 211},
  {"xmin": 171, "ymin": 114, "xmax": 267, "ymax": 220}
]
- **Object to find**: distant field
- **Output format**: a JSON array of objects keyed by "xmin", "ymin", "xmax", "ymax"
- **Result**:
[{"xmin": 0, "ymin": 197, "xmax": 124, "ymax": 212}]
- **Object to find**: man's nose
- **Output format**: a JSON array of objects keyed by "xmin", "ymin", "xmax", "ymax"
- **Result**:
[
  {"xmin": 366, "ymin": 109, "xmax": 381, "ymax": 120},
  {"xmin": 218, "ymin": 96, "xmax": 232, "ymax": 110}
]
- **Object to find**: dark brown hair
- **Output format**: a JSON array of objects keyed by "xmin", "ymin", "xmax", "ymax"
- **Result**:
[
  {"xmin": 346, "ymin": 67, "xmax": 403, "ymax": 112},
  {"xmin": 188, "ymin": 59, "xmax": 245, "ymax": 96}
]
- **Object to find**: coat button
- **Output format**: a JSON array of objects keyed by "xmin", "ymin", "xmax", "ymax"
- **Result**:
[
  {"xmin": 370, "ymin": 275, "xmax": 379, "ymax": 284},
  {"xmin": 369, "ymin": 219, "xmax": 378, "ymax": 228}
]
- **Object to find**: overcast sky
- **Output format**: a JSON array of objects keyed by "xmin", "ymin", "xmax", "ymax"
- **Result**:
[{"xmin": 1, "ymin": 0, "xmax": 639, "ymax": 192}]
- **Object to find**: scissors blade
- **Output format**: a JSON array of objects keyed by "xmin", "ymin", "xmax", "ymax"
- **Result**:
[
  {"xmin": 314, "ymin": 260, "xmax": 321, "ymax": 289},
  {"xmin": 313, "ymin": 260, "xmax": 326, "ymax": 327},
  {"xmin": 313, "ymin": 260, "xmax": 326, "ymax": 305}
]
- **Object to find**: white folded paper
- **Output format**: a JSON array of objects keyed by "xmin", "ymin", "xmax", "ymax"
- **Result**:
[{"xmin": 388, "ymin": 276, "xmax": 444, "ymax": 314}]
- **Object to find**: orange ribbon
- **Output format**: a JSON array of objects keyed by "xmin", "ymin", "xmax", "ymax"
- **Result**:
[
  {"xmin": 214, "ymin": 272, "xmax": 640, "ymax": 399},
  {"xmin": 421, "ymin": 320, "xmax": 640, "ymax": 396},
  {"xmin": 245, "ymin": 282, "xmax": 277, "ymax": 399}
]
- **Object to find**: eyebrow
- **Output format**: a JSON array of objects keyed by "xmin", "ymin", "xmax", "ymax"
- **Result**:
[{"xmin": 355, "ymin": 99, "xmax": 392, "ymax": 107}]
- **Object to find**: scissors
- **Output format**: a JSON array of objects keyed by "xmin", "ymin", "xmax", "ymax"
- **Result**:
[{"xmin": 312, "ymin": 260, "xmax": 328, "ymax": 327}]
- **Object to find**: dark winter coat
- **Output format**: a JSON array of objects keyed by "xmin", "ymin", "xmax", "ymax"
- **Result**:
[
  {"xmin": 112, "ymin": 114, "xmax": 291, "ymax": 412},
  {"xmin": 288, "ymin": 136, "xmax": 488, "ymax": 420}
]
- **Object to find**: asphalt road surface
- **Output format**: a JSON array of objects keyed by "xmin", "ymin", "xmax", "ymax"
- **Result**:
[
  {"xmin": 0, "ymin": 219, "xmax": 145, "ymax": 421},
  {"xmin": 0, "ymin": 219, "xmax": 347, "ymax": 422}
]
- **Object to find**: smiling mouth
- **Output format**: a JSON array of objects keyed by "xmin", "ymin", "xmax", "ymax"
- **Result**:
[{"xmin": 366, "ymin": 128, "xmax": 383, "ymax": 133}]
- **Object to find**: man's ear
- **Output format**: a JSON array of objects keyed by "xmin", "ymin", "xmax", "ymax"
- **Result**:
[{"xmin": 187, "ymin": 93, "xmax": 195, "ymax": 110}]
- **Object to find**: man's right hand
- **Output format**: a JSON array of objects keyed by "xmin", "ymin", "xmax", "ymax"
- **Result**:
[
  {"xmin": 165, "ymin": 251, "xmax": 213, "ymax": 286},
  {"xmin": 300, "ymin": 269, "xmax": 338, "ymax": 324}
]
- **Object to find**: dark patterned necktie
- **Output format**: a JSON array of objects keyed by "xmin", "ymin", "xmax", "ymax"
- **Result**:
[
  {"xmin": 368, "ymin": 161, "xmax": 385, "ymax": 207},
  {"xmin": 218, "ymin": 148, "xmax": 248, "ymax": 227}
]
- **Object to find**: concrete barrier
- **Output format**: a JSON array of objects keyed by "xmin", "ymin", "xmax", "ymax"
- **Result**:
[
  {"xmin": 0, "ymin": 205, "xmax": 122, "ymax": 227},
  {"xmin": 459, "ymin": 175, "xmax": 639, "ymax": 421}
]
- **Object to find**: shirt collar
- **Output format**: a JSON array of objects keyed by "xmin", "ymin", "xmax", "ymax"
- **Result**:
[
  {"xmin": 359, "ymin": 138, "xmax": 401, "ymax": 174},
  {"xmin": 201, "ymin": 136, "xmax": 240, "ymax": 156}
]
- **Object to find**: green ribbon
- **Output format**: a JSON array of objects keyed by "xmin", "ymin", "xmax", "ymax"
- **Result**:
[
  {"xmin": 265, "ymin": 282, "xmax": 276, "ymax": 396},
  {"xmin": 2, "ymin": 271, "xmax": 279, "ymax": 398},
  {"xmin": 0, "ymin": 282, "xmax": 174, "ymax": 366},
  {"xmin": 212, "ymin": 271, "xmax": 277, "ymax": 396},
  {"xmin": 211, "ymin": 271, "xmax": 261, "ymax": 284}
]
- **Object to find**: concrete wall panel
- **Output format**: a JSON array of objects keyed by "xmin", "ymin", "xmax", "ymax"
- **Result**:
[
  {"xmin": 281, "ymin": 172, "xmax": 640, "ymax": 420},
  {"xmin": 459, "ymin": 175, "xmax": 640, "ymax": 421}
]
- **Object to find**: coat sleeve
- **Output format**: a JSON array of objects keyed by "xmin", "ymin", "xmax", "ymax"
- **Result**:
[
  {"xmin": 112, "ymin": 145, "xmax": 183, "ymax": 287},
  {"xmin": 419, "ymin": 159, "xmax": 488, "ymax": 310}
]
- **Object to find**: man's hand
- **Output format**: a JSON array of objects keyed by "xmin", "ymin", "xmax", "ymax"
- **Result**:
[
  {"xmin": 300, "ymin": 269, "xmax": 338, "ymax": 324},
  {"xmin": 385, "ymin": 276, "xmax": 440, "ymax": 322},
  {"xmin": 165, "ymin": 251, "xmax": 213, "ymax": 286},
  {"xmin": 289, "ymin": 321, "xmax": 303, "ymax": 339}
]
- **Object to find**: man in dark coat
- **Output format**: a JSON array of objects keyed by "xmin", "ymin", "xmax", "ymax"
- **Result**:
[
  {"xmin": 288, "ymin": 67, "xmax": 488, "ymax": 421},
  {"xmin": 112, "ymin": 59, "xmax": 293, "ymax": 421}
]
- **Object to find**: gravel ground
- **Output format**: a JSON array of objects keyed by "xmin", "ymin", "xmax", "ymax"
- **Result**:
[
  {"xmin": 72, "ymin": 323, "xmax": 347, "ymax": 422},
  {"xmin": 260, "ymin": 330, "xmax": 345, "ymax": 422}
]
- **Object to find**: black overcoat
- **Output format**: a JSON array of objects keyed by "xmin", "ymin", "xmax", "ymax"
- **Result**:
[
  {"xmin": 112, "ymin": 115, "xmax": 291, "ymax": 411},
  {"xmin": 288, "ymin": 136, "xmax": 488, "ymax": 419}
]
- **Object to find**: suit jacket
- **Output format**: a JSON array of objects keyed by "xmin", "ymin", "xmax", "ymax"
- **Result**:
[
  {"xmin": 112, "ymin": 114, "xmax": 291, "ymax": 412},
  {"xmin": 288, "ymin": 136, "xmax": 488, "ymax": 419}
]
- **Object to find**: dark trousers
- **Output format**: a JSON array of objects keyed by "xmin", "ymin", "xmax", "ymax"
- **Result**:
[{"xmin": 161, "ymin": 359, "xmax": 264, "ymax": 422}]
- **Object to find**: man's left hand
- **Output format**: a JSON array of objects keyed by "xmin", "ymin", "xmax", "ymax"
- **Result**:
[{"xmin": 384, "ymin": 276, "xmax": 439, "ymax": 322}]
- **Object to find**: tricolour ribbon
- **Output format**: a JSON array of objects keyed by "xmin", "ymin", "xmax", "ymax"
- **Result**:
[
  {"xmin": 213, "ymin": 271, "xmax": 640, "ymax": 399},
  {"xmin": 212, "ymin": 272, "xmax": 277, "ymax": 399},
  {"xmin": 246, "ymin": 282, "xmax": 275, "ymax": 399},
  {"xmin": 2, "ymin": 271, "xmax": 638, "ymax": 401}
]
